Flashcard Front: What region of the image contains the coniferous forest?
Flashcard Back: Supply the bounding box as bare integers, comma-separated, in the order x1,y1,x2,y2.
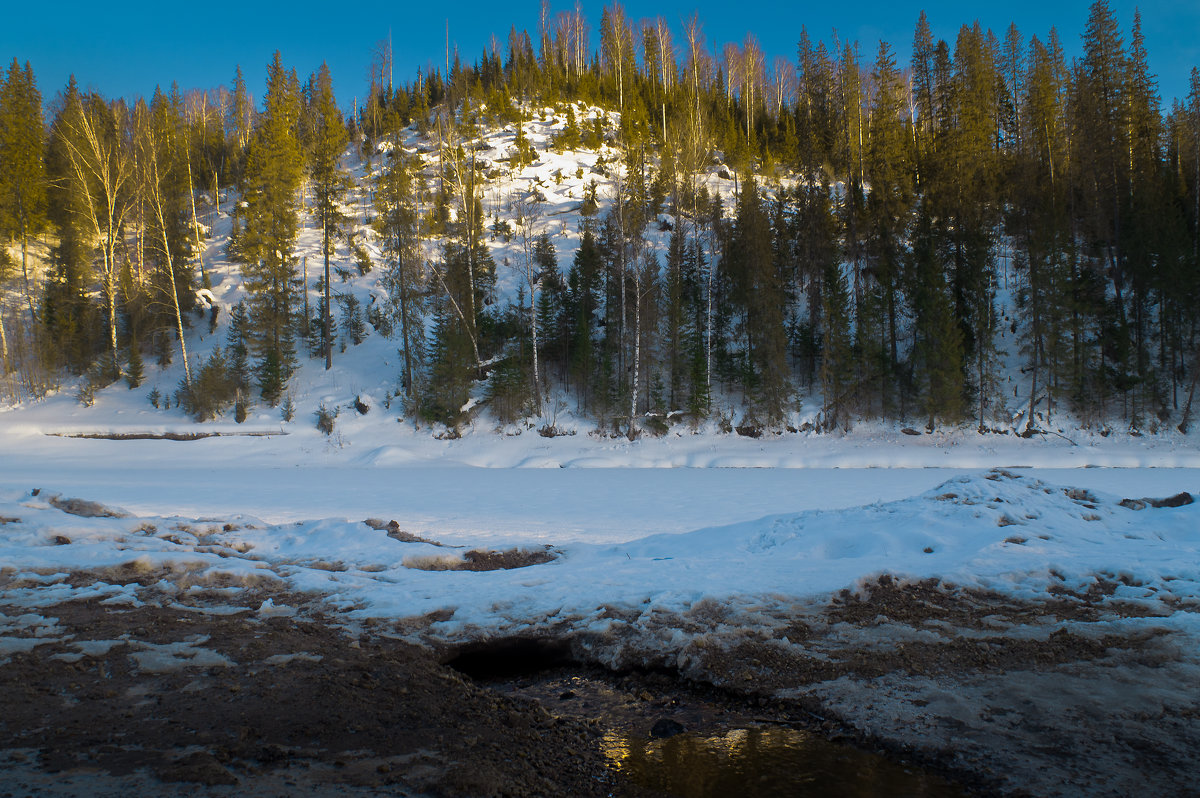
3,0,1200,437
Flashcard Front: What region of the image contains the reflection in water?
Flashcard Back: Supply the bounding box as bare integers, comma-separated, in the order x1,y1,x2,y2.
606,726,964,797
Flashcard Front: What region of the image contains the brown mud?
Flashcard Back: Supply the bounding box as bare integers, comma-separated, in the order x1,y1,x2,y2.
2,573,1197,797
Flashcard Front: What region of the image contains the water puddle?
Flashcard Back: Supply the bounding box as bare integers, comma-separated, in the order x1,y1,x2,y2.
471,660,966,797
605,725,963,797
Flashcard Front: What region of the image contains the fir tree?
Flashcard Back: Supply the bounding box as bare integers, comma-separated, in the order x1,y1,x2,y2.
727,176,789,426
306,63,350,369
0,59,47,324
226,300,252,396
863,40,915,415
238,52,303,404
374,120,425,400
566,228,602,408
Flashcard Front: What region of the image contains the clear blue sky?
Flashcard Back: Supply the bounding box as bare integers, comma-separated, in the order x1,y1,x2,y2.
3,1,1197,111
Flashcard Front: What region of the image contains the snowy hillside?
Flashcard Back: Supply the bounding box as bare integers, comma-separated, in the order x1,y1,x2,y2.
3,102,1199,465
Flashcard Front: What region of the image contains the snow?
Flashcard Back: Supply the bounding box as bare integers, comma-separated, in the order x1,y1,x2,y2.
0,470,1196,648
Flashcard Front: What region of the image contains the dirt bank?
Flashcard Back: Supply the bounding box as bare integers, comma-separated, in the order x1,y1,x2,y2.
2,573,1196,797
0,590,614,797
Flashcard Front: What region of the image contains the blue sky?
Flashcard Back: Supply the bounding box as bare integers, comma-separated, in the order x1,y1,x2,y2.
3,1,1197,110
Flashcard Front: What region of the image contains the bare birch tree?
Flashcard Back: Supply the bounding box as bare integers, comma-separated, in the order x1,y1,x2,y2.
56,92,136,371
133,103,192,389
509,184,545,413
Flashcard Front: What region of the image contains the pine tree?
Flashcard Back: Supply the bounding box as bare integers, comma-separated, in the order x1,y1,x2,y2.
911,12,937,182
566,228,602,409
910,201,965,429
819,254,854,430
43,76,102,371
226,300,252,396
1121,11,1165,423
1073,2,1127,412
949,23,1003,429
727,176,789,426
125,339,145,389
0,59,47,324
421,296,475,428
374,119,425,401
306,63,350,370
238,52,304,404
864,41,915,414
337,293,367,346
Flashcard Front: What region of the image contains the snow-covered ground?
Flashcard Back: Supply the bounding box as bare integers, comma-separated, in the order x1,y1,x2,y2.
1,465,1196,635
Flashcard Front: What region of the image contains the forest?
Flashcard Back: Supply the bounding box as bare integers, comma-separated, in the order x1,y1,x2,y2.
2,0,1200,437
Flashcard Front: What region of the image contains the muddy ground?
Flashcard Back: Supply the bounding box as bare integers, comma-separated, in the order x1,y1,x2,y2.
567,575,1200,797
0,588,617,798
1,574,1197,797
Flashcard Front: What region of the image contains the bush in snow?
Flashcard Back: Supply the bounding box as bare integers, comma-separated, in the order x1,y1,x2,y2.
280,394,295,422
487,351,533,425
125,341,144,389
338,294,367,347
179,347,236,421
354,244,373,275
76,353,120,406
315,403,338,435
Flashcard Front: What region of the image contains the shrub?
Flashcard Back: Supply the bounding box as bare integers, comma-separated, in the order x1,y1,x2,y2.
338,294,368,346
354,245,373,275
487,353,532,425
315,403,338,435
77,353,120,406
280,394,295,422
125,342,144,389
180,347,237,421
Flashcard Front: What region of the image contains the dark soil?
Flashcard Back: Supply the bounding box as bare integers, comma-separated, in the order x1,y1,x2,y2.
3,574,1197,798
0,594,615,797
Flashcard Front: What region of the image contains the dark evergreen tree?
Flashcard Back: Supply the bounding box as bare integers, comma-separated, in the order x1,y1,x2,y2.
566,228,602,409
0,59,47,324
863,41,915,414
305,62,350,370
238,52,304,405
374,118,426,401
726,176,789,425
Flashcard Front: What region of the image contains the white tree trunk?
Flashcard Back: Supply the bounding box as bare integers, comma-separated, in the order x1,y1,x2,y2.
530,286,541,414
629,256,641,439
0,300,9,371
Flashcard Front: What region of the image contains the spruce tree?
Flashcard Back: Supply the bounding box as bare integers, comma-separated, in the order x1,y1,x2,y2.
864,41,915,414
0,59,47,324
238,52,304,404
306,63,350,370
374,120,426,401
727,176,789,426
567,228,602,409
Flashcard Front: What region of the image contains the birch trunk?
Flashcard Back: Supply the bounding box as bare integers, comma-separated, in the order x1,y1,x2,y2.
145,139,192,389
